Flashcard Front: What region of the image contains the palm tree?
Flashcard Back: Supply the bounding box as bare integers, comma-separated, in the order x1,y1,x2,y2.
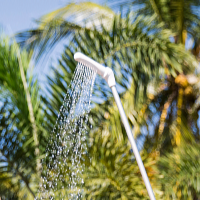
0,36,49,199
109,0,200,149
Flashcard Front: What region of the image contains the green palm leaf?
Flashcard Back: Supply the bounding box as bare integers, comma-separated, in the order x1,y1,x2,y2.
158,143,200,199
0,36,47,199
16,2,114,62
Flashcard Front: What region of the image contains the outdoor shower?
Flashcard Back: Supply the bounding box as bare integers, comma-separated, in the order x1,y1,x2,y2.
74,52,156,200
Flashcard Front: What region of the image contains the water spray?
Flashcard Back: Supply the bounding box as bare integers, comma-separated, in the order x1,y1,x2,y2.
74,52,156,200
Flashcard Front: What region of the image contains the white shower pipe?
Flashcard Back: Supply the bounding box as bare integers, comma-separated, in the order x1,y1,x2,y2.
74,52,156,200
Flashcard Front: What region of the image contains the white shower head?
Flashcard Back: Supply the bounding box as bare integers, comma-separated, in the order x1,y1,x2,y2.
74,52,116,87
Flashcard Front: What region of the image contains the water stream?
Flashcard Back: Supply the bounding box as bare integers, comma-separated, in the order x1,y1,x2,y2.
36,63,97,199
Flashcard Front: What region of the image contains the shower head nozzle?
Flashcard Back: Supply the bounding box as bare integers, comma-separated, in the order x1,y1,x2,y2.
74,52,116,87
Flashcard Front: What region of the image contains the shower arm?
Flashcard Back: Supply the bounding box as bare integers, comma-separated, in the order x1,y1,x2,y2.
74,52,155,200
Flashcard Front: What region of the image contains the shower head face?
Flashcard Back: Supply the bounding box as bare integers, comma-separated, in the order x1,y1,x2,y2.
74,52,116,87
74,52,106,76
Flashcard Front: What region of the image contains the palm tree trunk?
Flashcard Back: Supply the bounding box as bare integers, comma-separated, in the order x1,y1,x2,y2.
15,44,41,174
176,87,183,146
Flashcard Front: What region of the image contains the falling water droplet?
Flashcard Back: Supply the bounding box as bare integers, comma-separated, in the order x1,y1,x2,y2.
36,62,97,199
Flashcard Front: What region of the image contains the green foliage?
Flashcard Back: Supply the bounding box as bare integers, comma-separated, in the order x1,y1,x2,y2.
83,131,161,200
17,11,199,105
0,37,47,199
110,0,200,40
0,0,199,199
158,143,200,199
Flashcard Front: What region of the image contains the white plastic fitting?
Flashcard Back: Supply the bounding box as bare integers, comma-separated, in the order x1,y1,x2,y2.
74,52,116,87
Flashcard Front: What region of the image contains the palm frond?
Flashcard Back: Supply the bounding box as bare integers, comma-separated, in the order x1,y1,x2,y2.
158,143,200,199
108,0,200,44
83,131,162,199
0,36,47,199
16,2,115,62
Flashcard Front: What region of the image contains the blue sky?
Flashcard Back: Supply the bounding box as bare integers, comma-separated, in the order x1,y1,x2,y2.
0,0,68,33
